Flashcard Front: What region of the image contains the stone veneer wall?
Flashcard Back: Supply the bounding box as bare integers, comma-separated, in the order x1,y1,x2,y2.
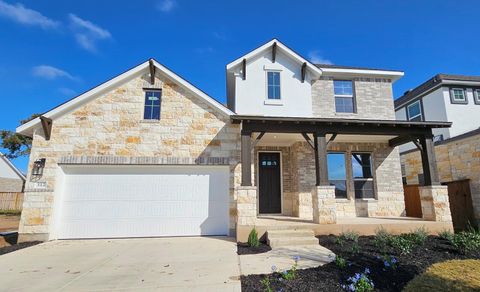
288,141,405,218
401,132,480,224
0,177,24,192
20,73,241,241
312,77,395,120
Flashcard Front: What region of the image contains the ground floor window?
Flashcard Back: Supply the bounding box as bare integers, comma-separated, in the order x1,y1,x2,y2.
327,152,347,198
352,153,374,199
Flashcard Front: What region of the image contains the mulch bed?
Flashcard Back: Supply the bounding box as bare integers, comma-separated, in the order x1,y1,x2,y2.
237,242,272,255
0,241,42,256
241,235,480,291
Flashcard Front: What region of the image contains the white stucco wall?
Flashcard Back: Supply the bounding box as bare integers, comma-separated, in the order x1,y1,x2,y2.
395,107,407,120
0,157,21,179
443,87,480,137
423,88,450,139
230,50,313,117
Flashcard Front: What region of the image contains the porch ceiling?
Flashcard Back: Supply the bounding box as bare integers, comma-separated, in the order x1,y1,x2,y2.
256,133,397,146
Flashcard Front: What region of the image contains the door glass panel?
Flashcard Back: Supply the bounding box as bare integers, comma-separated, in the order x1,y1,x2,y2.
352,153,374,199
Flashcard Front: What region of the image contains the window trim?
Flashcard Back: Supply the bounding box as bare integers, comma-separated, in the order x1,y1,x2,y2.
333,80,356,113
474,88,480,105
406,100,423,121
143,89,162,120
449,87,468,104
266,70,282,101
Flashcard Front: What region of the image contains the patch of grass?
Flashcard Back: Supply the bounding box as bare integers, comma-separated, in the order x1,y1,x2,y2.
0,210,21,216
247,227,259,248
404,259,480,292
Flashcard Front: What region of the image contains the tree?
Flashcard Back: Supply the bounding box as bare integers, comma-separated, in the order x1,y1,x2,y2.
0,114,41,159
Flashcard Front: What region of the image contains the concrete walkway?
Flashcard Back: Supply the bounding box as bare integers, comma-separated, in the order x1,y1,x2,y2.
0,237,241,292
239,245,334,276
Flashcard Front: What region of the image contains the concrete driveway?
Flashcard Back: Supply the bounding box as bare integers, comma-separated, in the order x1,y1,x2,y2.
0,237,241,292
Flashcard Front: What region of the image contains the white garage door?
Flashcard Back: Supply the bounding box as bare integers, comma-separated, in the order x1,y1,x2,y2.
56,165,230,239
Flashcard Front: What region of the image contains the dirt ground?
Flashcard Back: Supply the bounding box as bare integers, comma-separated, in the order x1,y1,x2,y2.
0,215,20,232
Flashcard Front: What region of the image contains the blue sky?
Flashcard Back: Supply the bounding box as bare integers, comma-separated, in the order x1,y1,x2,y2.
1,0,479,172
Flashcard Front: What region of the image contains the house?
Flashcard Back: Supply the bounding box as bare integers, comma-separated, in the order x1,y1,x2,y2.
0,153,25,192
16,39,452,243
395,74,480,228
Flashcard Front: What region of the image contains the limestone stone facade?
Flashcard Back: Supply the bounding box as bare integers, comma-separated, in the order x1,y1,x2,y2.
419,186,452,222
19,73,241,241
401,130,480,224
312,77,395,120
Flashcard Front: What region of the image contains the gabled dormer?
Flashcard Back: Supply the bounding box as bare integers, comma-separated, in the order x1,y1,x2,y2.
226,39,322,117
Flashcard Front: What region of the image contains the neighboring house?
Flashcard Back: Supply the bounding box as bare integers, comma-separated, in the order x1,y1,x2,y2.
395,74,480,227
0,153,25,192
16,39,451,242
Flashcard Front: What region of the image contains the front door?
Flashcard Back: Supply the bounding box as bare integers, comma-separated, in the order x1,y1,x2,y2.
258,152,281,214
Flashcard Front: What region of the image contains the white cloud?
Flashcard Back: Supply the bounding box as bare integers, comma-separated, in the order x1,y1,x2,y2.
58,87,76,96
308,50,332,65
156,0,176,12
0,0,59,29
69,13,111,52
32,65,76,80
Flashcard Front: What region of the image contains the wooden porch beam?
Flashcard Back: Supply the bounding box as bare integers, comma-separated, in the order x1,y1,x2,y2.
39,116,52,141
272,42,277,63
314,132,329,186
301,133,315,150
241,130,252,186
251,132,265,149
327,133,337,145
148,59,156,85
301,62,307,83
242,58,247,80
420,134,440,186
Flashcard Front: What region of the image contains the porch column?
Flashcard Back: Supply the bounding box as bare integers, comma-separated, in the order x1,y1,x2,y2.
314,132,329,186
241,130,252,186
419,134,440,186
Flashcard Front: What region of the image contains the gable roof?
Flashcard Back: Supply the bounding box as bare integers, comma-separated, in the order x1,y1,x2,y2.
0,153,26,181
17,59,234,137
226,39,323,76
395,73,480,109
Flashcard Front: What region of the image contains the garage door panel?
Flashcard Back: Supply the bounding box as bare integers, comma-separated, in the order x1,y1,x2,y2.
57,166,229,239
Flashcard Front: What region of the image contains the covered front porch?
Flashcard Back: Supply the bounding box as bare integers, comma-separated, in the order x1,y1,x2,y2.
233,115,452,240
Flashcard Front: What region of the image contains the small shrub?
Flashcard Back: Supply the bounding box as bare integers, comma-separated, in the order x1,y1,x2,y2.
343,269,374,292
438,229,454,241
378,255,398,270
247,227,259,248
334,255,348,269
373,227,393,251
271,256,300,281
351,242,360,255
410,227,429,245
390,234,416,255
450,231,480,254
341,230,360,242
260,276,272,292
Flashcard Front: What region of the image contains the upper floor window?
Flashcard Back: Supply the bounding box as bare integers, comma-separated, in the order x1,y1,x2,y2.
474,89,480,105
267,71,281,100
407,100,422,121
449,88,467,104
144,90,161,120
334,80,355,113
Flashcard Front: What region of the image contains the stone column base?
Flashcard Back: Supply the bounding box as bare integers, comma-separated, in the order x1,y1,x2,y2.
236,186,257,226
312,186,337,224
419,185,452,222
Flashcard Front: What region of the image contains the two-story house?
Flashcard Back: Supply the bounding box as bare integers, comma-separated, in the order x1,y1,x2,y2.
395,74,480,228
16,39,451,243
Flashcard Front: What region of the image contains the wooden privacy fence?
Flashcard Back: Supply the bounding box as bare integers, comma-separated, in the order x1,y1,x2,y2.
443,179,475,231
403,184,422,218
0,192,24,211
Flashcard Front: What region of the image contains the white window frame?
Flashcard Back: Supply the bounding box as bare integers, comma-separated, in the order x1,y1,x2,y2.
474,89,480,105
407,100,422,121
450,88,467,104
333,80,355,113
266,71,282,101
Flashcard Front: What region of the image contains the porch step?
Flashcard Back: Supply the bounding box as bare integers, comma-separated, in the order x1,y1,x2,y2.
266,229,318,249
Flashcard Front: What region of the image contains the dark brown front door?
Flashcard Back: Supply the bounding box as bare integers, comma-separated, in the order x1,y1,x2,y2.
259,152,281,214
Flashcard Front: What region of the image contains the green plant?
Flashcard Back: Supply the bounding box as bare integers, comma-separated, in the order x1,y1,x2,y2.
351,242,360,255
390,234,416,255
341,230,360,242
410,227,429,245
438,229,454,241
280,256,300,280
335,255,347,269
260,276,272,292
343,269,374,292
373,227,393,252
247,227,260,248
450,231,480,254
